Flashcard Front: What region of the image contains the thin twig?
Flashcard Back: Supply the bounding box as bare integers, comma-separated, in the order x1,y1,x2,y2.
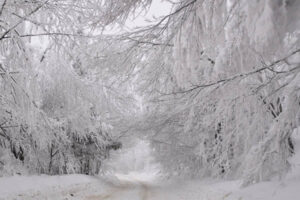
0,71,19,75
0,0,7,17
163,48,300,95
0,0,49,41
124,36,173,47
1,32,91,39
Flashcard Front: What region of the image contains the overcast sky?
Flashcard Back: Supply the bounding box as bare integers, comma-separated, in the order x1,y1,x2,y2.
124,0,173,30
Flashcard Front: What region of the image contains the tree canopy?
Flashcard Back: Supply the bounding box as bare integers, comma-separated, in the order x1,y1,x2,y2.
0,0,299,186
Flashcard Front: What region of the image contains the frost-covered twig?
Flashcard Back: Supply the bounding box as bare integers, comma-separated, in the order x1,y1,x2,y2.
164,48,300,95
0,0,49,41
0,0,7,17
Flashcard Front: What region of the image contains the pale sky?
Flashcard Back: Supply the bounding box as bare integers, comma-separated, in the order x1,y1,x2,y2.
124,0,173,30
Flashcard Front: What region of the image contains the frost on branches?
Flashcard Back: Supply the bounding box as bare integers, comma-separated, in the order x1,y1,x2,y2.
0,0,299,186
0,0,123,176
129,0,300,185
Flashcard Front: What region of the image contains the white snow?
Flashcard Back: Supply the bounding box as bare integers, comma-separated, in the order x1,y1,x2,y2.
103,139,162,183
0,174,100,200
1,133,300,200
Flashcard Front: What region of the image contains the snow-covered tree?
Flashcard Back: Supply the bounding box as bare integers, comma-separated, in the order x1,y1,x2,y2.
91,0,300,185
0,0,124,175
1,0,299,186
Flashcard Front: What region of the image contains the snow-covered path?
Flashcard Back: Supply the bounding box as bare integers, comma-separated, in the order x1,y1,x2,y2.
0,175,230,200
1,132,300,200
1,172,300,200
0,139,228,200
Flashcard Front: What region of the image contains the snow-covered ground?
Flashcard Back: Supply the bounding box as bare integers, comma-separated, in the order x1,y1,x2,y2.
1,132,300,200
1,173,299,200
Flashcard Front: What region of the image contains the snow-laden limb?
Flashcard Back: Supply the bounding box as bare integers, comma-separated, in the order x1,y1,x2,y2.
122,0,300,185
0,0,129,176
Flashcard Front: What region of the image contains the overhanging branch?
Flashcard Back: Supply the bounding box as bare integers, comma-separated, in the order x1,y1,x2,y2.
163,48,300,96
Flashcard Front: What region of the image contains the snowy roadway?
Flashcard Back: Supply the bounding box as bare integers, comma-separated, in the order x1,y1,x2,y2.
0,138,230,200
1,133,300,200
1,172,300,200
0,174,233,200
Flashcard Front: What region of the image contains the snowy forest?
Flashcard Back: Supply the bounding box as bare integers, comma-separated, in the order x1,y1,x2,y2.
0,0,300,199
